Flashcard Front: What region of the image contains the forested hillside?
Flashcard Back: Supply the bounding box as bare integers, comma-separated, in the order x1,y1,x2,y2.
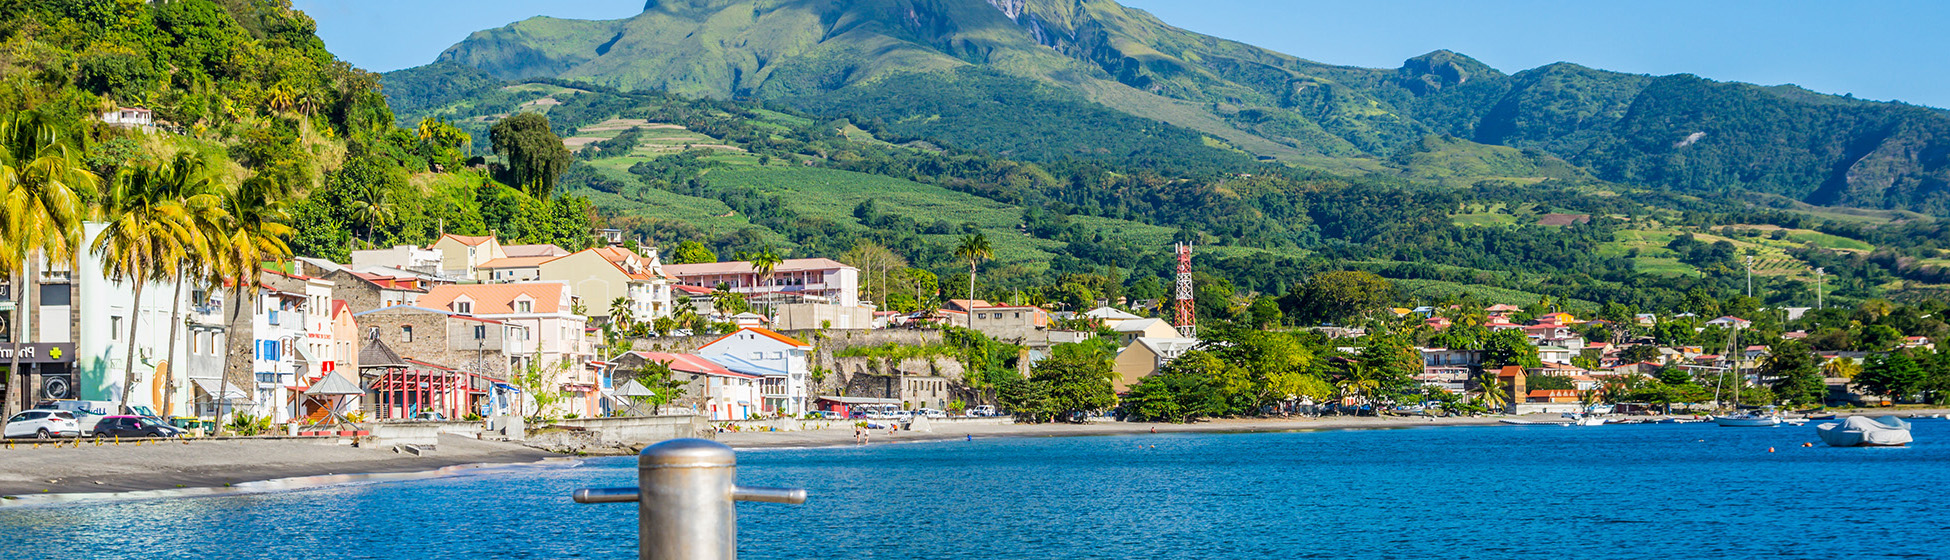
429,0,1950,215
384,69,1950,317
0,0,595,266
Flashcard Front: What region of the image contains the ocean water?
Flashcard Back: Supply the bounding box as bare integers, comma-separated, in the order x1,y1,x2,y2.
3,420,1948,559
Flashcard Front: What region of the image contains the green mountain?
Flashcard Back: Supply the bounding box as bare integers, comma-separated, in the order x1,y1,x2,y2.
421,0,1950,214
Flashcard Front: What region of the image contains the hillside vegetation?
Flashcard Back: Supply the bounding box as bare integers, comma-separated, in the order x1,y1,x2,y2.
427,0,1950,216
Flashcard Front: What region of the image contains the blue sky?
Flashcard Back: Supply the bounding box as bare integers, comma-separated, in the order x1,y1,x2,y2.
294,0,1950,108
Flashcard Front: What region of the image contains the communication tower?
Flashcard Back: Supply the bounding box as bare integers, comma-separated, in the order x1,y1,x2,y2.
1174,243,1195,337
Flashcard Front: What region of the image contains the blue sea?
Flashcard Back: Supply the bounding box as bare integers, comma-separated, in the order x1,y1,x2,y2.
3,420,1948,559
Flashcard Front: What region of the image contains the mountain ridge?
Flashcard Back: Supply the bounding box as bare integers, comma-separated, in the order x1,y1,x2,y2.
415,0,1950,215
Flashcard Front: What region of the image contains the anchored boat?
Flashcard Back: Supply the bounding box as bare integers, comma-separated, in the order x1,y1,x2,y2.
1816,416,1913,447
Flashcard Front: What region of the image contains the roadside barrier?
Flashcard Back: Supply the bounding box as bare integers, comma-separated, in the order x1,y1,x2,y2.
572,439,806,559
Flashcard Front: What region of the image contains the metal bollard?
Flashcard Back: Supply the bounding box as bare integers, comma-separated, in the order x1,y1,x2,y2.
573,439,806,560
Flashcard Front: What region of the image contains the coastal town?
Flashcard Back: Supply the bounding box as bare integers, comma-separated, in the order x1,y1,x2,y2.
4,224,1937,445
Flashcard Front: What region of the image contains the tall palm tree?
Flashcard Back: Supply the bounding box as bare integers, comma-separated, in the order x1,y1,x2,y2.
746,248,781,316
94,158,198,411
953,233,991,329
0,112,97,417
155,154,225,417
209,176,293,426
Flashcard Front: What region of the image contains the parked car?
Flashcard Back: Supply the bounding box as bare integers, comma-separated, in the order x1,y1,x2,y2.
39,400,115,436
93,415,182,438
5,410,81,439
970,405,997,417
920,409,947,419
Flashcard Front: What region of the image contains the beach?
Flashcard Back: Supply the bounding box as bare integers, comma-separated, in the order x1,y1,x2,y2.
0,434,559,498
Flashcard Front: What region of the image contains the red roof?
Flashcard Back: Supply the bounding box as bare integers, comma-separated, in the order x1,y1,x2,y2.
631,352,758,379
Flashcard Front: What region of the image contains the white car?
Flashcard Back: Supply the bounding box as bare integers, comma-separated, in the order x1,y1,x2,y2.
5,410,81,439
970,405,997,417
920,409,947,419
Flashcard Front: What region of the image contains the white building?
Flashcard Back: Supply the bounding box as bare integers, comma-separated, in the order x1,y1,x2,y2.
350,245,444,277
695,327,813,416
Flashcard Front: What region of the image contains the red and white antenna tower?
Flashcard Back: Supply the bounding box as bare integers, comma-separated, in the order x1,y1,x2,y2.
1174,242,1195,337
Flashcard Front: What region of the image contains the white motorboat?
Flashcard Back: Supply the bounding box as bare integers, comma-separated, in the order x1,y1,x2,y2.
1816,416,1913,447
1712,412,1782,427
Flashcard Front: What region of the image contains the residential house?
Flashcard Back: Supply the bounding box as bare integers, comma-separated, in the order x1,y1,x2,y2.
350,245,444,277
431,233,504,279
66,222,194,416
538,246,676,321
966,303,1051,344
477,256,555,283
694,327,813,416
1081,306,1143,329
296,258,434,313
1634,313,1658,327
1527,389,1580,403
1112,337,1200,392
615,352,759,420
839,368,958,412
1418,348,1480,392
1112,318,1181,345
1526,362,1588,378
1705,316,1752,329
100,107,153,129
222,269,336,423
414,282,597,416
665,258,860,308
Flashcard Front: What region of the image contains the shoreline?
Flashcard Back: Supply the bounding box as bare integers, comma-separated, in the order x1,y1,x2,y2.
0,433,561,499
6,408,1941,500
716,408,1950,450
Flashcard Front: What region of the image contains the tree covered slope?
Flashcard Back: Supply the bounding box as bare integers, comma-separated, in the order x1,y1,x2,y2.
425,0,1950,215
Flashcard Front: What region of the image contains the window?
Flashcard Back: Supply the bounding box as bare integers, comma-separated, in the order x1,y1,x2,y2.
474,325,487,339
517,301,533,313
455,301,472,314
751,352,763,360
772,352,784,360
401,326,414,343
110,316,122,339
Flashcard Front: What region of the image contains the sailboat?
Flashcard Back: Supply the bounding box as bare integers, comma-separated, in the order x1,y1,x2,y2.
1711,326,1781,427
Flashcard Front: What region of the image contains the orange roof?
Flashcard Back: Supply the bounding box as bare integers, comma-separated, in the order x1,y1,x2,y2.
699,326,812,350
418,283,566,315
478,256,560,269
439,233,495,247
332,299,350,317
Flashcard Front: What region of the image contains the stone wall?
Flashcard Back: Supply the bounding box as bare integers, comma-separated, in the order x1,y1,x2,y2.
552,414,713,445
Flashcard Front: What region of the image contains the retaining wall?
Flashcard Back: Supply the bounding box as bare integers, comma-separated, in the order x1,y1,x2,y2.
551,415,713,445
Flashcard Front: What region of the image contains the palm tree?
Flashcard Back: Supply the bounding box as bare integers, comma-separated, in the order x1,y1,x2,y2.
1476,375,1509,413
746,248,781,316
953,233,992,329
146,154,225,417
94,158,197,411
0,112,96,417
209,176,293,427
347,183,391,249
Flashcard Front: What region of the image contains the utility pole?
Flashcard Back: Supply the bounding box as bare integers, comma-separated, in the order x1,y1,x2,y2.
1815,268,1825,310
1744,255,1754,299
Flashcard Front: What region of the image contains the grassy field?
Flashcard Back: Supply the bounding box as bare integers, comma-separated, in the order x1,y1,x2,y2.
1392,278,1597,310
695,166,1180,270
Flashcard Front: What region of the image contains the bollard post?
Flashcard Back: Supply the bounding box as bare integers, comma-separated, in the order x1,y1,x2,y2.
573,438,805,560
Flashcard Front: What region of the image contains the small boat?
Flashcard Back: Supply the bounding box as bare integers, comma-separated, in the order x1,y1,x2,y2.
1712,412,1782,427
1783,419,1809,426
1499,419,1538,425
1808,414,1837,421
1816,416,1913,447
